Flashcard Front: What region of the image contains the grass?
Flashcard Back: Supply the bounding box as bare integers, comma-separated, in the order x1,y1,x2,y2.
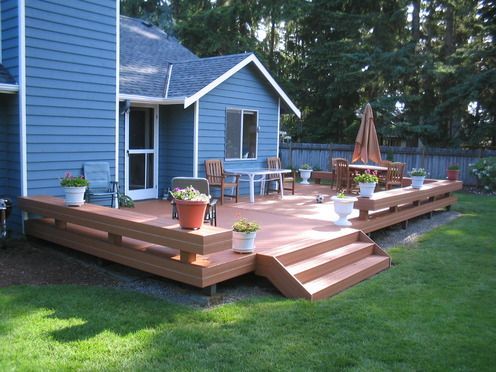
1,193,495,371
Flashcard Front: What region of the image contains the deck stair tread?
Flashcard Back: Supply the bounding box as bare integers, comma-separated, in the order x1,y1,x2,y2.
303,255,390,298
286,241,374,281
270,231,360,265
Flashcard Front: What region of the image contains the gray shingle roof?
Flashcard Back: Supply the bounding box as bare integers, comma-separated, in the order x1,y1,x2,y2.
166,53,251,98
120,16,198,97
0,64,16,85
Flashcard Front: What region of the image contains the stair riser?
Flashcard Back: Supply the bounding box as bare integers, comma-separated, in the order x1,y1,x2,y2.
311,259,390,301
278,232,360,265
296,245,374,283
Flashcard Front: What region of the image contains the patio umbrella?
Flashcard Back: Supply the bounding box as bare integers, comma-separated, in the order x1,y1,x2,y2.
352,103,382,164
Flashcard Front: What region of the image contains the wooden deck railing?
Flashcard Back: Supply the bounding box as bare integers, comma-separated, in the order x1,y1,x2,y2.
351,179,463,233
18,196,246,288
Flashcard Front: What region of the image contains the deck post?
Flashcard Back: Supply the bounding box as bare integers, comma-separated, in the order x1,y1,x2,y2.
359,210,369,220
54,219,66,229
203,284,217,296
180,251,197,264
108,233,122,246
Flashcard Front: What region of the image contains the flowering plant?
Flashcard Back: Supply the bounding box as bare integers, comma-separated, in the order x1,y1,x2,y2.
299,163,313,170
232,218,260,233
60,172,89,187
470,157,496,192
170,186,210,202
409,168,427,177
353,170,379,183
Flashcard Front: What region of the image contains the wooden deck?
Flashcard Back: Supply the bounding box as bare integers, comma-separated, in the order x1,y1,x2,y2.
18,179,462,300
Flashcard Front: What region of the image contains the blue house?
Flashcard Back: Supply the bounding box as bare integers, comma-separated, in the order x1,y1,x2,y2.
0,1,300,234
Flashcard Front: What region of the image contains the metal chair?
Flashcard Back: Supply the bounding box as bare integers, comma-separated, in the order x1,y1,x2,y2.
385,162,405,190
170,177,217,226
83,162,118,207
265,157,295,195
204,159,240,205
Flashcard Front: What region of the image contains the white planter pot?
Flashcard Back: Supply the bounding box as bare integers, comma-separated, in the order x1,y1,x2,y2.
63,186,87,207
232,231,256,253
331,196,357,226
299,169,312,184
411,176,425,189
358,182,376,198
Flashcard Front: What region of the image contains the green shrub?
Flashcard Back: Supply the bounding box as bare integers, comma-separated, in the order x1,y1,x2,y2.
470,157,496,192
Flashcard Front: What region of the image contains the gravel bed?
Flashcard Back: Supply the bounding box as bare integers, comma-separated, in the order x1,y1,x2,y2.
0,210,460,308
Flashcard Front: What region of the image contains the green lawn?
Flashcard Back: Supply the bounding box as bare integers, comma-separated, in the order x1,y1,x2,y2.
1,193,495,371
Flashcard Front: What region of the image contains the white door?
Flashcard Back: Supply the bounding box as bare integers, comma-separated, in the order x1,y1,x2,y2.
125,106,159,200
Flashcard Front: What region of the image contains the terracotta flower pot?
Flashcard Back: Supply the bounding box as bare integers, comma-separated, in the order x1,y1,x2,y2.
447,169,459,181
175,200,208,229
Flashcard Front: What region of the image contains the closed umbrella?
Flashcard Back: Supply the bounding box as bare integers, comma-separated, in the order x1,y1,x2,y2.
352,103,382,164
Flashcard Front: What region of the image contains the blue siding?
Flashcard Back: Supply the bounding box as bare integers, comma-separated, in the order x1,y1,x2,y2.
24,0,117,198
1,0,22,233
198,64,279,194
159,105,194,193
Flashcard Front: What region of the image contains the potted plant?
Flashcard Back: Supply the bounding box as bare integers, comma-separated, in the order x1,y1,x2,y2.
60,172,89,207
409,168,427,189
299,163,313,185
232,218,260,253
353,170,379,198
331,191,358,226
447,164,460,181
170,186,210,229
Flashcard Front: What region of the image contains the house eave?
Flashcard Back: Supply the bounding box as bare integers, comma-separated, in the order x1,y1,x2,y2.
120,93,184,105
0,83,19,94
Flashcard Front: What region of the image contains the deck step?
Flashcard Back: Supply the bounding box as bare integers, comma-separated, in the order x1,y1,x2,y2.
274,231,361,265
286,242,375,283
303,255,390,301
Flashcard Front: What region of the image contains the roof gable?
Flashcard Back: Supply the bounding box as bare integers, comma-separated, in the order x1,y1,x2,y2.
166,53,249,98
119,17,300,117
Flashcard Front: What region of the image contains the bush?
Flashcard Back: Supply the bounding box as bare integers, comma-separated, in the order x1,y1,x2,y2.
470,157,496,192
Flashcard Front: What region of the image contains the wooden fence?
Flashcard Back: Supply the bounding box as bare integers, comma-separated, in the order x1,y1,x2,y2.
280,143,496,185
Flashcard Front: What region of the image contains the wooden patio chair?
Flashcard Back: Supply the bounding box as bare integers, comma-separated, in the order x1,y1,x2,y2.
384,162,405,190
265,157,295,195
334,159,355,193
330,157,346,190
204,159,240,205
170,177,217,226
83,162,118,207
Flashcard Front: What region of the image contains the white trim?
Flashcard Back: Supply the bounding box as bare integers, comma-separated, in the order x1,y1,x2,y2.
165,64,173,98
124,110,129,195
0,83,19,93
114,2,120,207
119,93,184,105
193,100,199,177
277,98,280,157
183,54,301,118
19,0,27,198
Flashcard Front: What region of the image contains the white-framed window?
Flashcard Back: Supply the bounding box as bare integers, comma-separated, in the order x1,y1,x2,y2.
225,108,258,160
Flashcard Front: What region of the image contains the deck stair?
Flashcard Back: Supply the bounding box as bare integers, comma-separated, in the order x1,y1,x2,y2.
256,230,390,301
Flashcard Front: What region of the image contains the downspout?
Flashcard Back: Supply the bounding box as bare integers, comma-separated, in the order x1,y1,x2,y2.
193,100,199,177
18,0,27,196
114,1,120,207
